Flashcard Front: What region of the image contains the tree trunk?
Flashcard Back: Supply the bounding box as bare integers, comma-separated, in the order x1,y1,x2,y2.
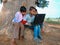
0,0,36,37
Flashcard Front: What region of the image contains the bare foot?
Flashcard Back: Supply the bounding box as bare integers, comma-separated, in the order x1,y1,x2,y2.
10,40,17,45
20,36,24,40
11,42,17,45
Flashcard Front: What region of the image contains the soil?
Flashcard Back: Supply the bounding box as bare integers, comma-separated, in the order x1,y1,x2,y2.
0,23,60,45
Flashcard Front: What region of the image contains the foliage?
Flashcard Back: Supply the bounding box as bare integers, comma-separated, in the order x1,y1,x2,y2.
45,19,60,25
0,0,2,3
35,0,49,8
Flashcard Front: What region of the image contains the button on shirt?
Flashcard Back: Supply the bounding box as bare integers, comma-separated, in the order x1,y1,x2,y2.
12,12,23,23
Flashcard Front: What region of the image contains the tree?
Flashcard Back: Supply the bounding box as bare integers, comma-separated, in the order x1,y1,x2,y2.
0,0,2,3
0,0,36,36
35,0,49,8
0,0,49,36
59,17,60,19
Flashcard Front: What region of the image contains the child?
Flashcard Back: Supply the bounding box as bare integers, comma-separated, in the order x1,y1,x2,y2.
23,6,37,29
11,6,26,45
23,6,45,42
19,6,27,40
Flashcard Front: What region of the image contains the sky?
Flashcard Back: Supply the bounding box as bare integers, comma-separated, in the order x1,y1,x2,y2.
36,0,60,18
0,0,60,18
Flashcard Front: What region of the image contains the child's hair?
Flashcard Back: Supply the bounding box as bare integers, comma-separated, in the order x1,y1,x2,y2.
20,6,26,12
29,6,37,11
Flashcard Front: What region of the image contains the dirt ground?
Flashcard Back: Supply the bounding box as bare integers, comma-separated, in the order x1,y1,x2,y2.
0,23,60,45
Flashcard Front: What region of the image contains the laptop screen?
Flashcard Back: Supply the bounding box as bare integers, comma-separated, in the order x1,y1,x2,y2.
33,14,45,24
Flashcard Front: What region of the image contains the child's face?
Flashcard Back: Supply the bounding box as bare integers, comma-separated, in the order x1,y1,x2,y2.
30,9,37,15
21,12,26,16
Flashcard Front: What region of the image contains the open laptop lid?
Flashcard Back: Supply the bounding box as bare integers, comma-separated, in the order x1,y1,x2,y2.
33,14,46,24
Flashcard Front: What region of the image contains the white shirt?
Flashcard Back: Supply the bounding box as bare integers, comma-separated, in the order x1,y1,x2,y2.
12,12,23,23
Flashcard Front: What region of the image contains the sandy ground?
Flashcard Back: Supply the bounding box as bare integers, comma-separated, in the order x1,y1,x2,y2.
0,23,60,45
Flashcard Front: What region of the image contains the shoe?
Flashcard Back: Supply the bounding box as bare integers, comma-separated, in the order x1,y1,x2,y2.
38,36,43,40
34,38,41,43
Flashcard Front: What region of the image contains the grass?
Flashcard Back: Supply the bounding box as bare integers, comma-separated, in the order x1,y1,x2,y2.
45,20,60,25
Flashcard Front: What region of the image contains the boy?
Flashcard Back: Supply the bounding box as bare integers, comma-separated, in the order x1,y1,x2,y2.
23,6,37,29
23,6,44,42
23,6,41,42
11,6,26,45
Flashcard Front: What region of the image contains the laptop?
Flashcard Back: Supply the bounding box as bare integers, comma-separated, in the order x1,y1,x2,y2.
33,14,45,25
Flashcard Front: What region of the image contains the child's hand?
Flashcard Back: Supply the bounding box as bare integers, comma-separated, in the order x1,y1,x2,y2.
28,23,31,26
25,23,31,26
21,20,27,24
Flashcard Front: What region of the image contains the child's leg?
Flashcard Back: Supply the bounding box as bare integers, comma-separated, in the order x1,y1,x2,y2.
38,25,42,39
13,23,19,39
11,38,17,45
19,23,25,40
11,23,19,45
34,25,38,39
34,25,42,43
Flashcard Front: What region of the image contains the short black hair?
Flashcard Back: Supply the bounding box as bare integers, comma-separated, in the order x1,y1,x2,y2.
20,6,26,12
29,6,37,11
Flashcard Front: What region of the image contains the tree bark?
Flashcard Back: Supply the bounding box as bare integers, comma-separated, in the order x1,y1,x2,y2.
0,0,36,37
